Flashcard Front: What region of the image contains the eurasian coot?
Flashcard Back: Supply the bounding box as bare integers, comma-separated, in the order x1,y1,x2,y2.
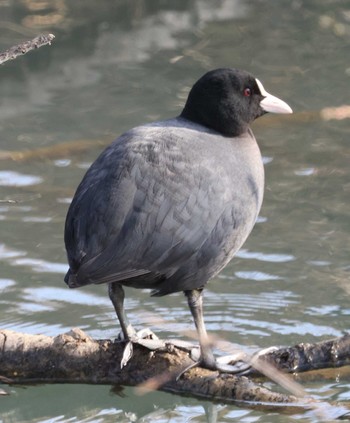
64,68,292,371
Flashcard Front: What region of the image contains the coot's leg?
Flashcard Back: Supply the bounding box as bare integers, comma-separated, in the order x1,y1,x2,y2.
183,288,252,376
108,282,136,340
108,282,165,368
185,288,217,370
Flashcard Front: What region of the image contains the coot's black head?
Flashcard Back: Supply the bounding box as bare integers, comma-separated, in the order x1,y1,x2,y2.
180,68,292,137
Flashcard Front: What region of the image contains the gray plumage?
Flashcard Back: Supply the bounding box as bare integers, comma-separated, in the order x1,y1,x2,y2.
65,118,264,296
64,68,292,371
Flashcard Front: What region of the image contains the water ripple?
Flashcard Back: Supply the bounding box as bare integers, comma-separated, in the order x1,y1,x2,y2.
206,290,299,310
305,305,340,316
222,316,342,338
0,243,26,259
0,244,67,274
236,248,295,263
22,286,111,307
0,319,71,336
234,271,281,281
22,216,52,223
294,167,315,176
0,278,16,290
11,257,67,274
0,170,42,186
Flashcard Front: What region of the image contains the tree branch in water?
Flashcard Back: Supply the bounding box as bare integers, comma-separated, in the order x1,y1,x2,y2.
0,34,55,65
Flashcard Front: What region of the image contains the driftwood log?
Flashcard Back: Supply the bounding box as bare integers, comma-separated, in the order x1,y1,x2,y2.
1,328,350,416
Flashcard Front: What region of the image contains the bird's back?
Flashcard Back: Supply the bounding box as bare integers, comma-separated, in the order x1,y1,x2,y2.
64,118,264,295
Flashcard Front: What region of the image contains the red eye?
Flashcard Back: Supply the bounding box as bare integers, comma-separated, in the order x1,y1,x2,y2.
243,88,251,97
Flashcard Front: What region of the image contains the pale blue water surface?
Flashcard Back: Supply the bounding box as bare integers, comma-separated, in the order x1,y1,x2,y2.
0,1,350,421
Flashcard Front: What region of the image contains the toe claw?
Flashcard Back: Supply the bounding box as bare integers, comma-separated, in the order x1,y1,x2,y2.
216,361,251,375
135,328,159,340
121,341,134,369
119,328,165,368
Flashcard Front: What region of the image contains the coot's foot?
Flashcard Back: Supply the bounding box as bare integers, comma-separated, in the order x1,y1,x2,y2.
215,356,252,375
118,328,166,368
175,350,252,381
179,346,280,378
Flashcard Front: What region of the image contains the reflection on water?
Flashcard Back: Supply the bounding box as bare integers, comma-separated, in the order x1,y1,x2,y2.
0,0,350,421
0,170,42,187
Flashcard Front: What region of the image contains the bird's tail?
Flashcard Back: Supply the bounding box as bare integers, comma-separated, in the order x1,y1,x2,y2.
64,269,79,288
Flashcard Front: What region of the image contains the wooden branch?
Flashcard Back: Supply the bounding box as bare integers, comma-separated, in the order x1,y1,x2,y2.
0,34,55,65
1,328,350,415
0,328,297,404
256,334,350,374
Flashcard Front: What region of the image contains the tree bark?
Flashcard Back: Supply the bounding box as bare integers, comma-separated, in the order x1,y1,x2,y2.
0,34,55,65
256,334,350,374
1,328,350,410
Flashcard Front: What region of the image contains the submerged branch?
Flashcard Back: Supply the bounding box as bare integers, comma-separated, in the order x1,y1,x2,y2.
0,35,348,167
0,139,108,162
0,106,349,164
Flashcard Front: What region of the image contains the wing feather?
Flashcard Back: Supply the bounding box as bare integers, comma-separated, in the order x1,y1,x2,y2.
64,120,264,292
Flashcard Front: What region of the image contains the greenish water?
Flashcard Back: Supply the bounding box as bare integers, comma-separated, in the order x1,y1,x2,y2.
0,0,350,421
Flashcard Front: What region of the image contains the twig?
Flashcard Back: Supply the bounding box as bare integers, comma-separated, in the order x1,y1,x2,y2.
0,34,55,65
